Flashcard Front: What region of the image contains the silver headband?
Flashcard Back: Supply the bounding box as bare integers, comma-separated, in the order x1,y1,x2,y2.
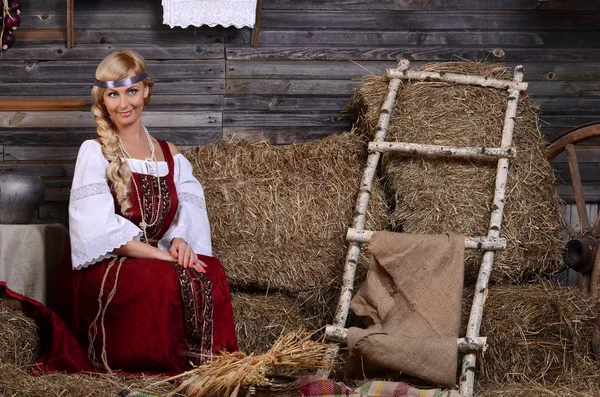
94,71,148,89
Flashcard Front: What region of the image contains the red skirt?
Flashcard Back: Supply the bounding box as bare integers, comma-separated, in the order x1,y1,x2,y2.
40,254,237,374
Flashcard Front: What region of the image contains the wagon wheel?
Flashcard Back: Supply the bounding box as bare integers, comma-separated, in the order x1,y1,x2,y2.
546,121,600,358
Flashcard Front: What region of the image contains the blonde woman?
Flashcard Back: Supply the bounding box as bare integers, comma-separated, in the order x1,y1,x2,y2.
45,50,237,373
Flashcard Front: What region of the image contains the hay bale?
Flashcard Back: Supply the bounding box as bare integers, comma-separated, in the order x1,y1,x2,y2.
185,133,388,296
476,377,600,397
465,285,596,384
0,363,173,397
347,62,566,284
0,307,40,366
232,291,311,354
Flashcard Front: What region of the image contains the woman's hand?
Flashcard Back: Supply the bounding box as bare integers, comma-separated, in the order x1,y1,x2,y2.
170,238,207,273
115,239,177,262
155,249,178,263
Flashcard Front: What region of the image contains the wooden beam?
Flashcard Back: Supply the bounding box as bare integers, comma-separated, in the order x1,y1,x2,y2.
19,29,67,41
368,142,515,160
0,44,224,61
4,144,196,162
0,111,221,129
325,325,487,353
0,127,221,146
389,67,527,91
0,95,222,112
0,60,225,82
556,184,600,202
565,144,591,231
0,99,87,111
0,80,226,96
226,45,600,63
222,112,350,128
67,0,74,48
346,228,507,250
226,79,359,95
4,146,79,161
261,0,600,11
251,0,263,48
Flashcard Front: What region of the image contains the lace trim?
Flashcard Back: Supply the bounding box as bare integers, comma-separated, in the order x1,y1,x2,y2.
72,222,142,270
70,183,110,204
163,0,257,28
179,192,206,210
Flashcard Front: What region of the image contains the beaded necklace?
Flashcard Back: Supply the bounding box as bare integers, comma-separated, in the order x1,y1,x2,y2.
117,126,163,244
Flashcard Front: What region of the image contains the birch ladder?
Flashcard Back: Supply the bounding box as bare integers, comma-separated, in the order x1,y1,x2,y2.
324,59,527,397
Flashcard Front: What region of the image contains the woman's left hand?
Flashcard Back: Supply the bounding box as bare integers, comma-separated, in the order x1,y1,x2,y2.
170,238,207,273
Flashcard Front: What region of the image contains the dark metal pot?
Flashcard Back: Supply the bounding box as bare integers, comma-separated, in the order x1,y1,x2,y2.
564,235,599,274
0,174,45,224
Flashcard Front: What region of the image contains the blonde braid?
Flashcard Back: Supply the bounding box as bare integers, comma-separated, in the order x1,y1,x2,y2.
90,49,154,215
91,101,133,215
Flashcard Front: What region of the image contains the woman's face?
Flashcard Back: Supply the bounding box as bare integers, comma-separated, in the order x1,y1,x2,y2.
102,79,149,130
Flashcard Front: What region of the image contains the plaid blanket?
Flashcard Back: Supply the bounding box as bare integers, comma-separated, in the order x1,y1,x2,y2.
299,379,461,397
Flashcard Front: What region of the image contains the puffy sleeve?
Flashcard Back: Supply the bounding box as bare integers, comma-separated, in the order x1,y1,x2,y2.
158,154,212,257
69,140,142,269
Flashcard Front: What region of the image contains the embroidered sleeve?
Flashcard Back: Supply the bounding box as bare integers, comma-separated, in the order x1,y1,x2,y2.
158,153,212,256
69,140,142,269
178,192,206,210
69,182,110,203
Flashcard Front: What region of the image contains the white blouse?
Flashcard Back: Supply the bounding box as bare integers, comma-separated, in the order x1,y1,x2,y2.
69,140,212,270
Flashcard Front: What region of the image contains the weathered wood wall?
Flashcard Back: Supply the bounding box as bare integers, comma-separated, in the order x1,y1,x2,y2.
2,0,600,224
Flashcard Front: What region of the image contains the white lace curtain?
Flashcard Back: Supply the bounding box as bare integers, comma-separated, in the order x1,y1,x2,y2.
162,0,259,29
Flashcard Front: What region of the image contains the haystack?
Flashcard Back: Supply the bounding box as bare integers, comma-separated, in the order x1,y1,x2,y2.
0,363,172,397
232,291,315,354
0,307,40,366
477,378,600,397
347,62,566,284
185,133,388,326
465,284,596,384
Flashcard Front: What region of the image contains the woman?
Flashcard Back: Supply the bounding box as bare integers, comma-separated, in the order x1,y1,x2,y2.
46,49,237,374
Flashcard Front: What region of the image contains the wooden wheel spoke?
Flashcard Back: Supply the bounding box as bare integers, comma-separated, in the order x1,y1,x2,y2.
565,144,591,232
593,207,600,237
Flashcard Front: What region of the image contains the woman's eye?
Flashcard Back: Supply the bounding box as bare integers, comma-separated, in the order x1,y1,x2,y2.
128,89,138,95
108,92,118,98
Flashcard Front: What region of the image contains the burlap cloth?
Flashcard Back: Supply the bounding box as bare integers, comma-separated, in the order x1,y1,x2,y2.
347,231,465,388
0,223,68,305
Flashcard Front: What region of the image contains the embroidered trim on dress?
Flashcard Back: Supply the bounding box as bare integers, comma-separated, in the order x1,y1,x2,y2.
179,192,206,210
171,264,214,365
70,183,110,204
138,175,172,241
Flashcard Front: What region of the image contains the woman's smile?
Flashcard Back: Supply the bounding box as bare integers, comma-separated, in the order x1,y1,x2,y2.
102,79,149,128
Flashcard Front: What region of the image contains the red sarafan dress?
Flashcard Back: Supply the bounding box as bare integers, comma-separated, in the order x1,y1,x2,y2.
39,138,237,373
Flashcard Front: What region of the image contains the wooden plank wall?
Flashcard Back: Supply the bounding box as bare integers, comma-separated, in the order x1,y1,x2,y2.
2,0,600,224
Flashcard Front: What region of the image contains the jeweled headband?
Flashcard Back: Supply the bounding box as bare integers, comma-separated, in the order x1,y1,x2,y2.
94,71,148,89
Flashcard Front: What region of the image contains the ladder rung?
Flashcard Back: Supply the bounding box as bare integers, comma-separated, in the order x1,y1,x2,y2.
346,228,506,250
368,142,515,160
325,325,487,353
388,68,528,92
